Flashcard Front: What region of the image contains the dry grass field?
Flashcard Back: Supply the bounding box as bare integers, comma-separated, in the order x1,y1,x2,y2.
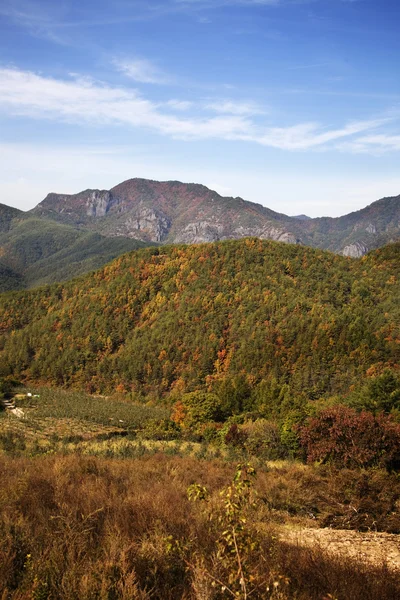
1,390,400,599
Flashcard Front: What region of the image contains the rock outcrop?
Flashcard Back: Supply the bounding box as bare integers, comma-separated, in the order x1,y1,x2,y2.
85,191,115,217
341,242,369,258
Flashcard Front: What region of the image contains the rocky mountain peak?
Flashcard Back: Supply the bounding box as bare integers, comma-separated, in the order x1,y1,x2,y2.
26,179,400,255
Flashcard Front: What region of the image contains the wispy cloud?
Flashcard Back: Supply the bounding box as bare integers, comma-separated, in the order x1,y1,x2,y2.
164,99,193,110
254,118,392,150
0,0,175,45
339,134,400,154
288,62,332,70
0,0,320,50
0,0,278,38
112,57,170,85
0,67,252,140
0,67,395,152
0,0,75,45
0,0,57,27
205,100,266,116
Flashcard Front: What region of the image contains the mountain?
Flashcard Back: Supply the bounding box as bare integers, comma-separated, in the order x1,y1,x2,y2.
293,195,400,257
0,203,23,232
31,178,400,256
0,211,151,291
2,178,400,292
31,179,300,245
1,239,399,400
292,214,311,221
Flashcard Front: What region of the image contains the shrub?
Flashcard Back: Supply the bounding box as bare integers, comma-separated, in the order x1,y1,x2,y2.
298,405,400,469
171,391,223,429
280,410,305,457
199,421,223,443
139,418,181,441
224,423,248,448
242,419,287,460
187,463,276,598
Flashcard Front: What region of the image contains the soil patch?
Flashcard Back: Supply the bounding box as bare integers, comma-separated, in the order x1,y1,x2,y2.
280,526,400,571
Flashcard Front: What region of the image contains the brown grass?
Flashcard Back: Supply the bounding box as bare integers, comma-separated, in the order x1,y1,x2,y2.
257,461,400,533
0,454,399,599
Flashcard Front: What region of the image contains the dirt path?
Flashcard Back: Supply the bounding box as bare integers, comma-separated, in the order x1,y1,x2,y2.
279,526,400,571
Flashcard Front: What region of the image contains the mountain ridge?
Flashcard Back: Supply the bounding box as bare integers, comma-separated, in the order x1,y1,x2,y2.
1,178,399,291
32,178,299,245
30,178,400,256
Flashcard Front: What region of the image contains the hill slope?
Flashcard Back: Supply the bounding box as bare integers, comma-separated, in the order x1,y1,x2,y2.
0,203,23,232
1,239,398,401
0,213,151,291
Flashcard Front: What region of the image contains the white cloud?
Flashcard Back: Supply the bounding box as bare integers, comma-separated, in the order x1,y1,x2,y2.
112,57,170,85
205,100,266,116
0,68,253,139
339,134,400,154
254,118,391,150
164,99,193,111
0,67,395,152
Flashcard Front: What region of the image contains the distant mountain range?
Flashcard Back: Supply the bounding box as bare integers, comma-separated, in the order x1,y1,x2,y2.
1,177,399,290
31,178,400,254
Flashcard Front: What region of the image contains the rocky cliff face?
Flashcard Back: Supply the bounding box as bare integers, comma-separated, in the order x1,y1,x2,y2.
109,205,171,242
341,242,369,258
29,179,400,255
85,191,115,217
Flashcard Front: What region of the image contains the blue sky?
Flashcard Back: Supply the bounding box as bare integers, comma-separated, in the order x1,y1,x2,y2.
1,0,399,216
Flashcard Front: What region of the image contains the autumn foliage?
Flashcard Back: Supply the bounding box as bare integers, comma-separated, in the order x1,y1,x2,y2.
298,405,400,469
0,239,399,403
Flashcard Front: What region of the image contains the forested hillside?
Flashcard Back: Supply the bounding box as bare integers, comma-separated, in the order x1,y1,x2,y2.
0,203,22,232
0,239,399,409
0,214,150,291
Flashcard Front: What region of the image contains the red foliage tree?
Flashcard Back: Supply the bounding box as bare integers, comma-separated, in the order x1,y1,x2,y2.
298,405,400,469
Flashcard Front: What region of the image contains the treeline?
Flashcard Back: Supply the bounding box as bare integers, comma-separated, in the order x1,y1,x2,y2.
0,239,398,405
